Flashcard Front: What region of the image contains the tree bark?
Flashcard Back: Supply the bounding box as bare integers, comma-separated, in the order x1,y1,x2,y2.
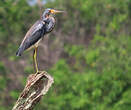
12,71,54,110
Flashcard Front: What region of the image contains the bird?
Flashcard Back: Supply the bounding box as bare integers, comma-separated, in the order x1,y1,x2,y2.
16,8,64,73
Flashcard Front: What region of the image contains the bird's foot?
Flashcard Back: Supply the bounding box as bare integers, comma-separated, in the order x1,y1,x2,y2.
36,70,47,74
36,70,41,74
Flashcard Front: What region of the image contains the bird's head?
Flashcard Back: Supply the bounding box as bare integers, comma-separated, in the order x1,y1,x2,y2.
42,8,64,19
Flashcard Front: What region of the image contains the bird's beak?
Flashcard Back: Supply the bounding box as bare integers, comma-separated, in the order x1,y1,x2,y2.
50,9,64,14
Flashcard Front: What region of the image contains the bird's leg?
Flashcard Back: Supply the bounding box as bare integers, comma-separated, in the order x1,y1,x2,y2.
33,47,39,73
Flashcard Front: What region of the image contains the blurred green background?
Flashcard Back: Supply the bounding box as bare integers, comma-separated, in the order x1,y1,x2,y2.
0,0,131,110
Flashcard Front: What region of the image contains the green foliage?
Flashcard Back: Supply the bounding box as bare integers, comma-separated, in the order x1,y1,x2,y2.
10,90,19,100
0,76,7,90
24,66,34,74
0,62,6,74
0,0,131,110
35,35,131,110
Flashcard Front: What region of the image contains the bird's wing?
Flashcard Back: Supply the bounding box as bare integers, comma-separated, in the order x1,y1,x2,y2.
16,20,45,56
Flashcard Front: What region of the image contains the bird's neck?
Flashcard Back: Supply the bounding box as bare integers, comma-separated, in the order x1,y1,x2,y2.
41,14,49,21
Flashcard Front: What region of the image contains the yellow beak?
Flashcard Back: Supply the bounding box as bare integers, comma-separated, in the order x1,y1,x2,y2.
50,9,64,14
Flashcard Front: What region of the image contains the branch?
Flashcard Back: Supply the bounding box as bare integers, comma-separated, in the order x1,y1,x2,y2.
12,71,54,110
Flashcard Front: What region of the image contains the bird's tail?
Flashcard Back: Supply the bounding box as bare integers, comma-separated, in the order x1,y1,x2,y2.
16,47,23,56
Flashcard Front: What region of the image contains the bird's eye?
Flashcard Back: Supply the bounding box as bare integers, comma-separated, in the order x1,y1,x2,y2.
49,10,52,13
50,9,54,14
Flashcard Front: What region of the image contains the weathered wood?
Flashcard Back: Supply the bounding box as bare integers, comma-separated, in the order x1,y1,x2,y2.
12,71,54,110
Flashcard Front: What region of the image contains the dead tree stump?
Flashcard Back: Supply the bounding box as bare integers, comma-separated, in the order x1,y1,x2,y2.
12,71,54,110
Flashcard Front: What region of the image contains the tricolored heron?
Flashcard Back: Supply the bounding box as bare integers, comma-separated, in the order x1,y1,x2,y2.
16,8,64,73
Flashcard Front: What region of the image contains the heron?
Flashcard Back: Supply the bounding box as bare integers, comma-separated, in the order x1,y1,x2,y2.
16,8,64,73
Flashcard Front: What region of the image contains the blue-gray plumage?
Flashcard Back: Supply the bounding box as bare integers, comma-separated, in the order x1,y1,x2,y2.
16,8,64,73
16,9,57,56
